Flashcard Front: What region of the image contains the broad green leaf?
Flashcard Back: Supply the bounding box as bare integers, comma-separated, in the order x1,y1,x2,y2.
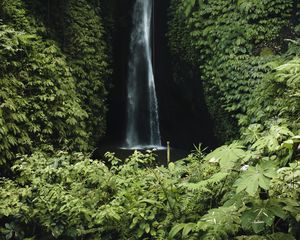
205,143,246,171
241,199,286,233
169,224,185,238
234,161,276,195
182,223,196,238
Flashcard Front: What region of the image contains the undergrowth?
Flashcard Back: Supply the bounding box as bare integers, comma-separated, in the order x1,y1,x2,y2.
0,121,299,239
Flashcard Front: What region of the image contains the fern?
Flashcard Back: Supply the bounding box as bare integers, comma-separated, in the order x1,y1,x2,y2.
180,172,228,193
169,206,240,239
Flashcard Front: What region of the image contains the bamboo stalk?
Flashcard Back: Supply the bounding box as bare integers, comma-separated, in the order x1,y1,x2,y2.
167,141,170,164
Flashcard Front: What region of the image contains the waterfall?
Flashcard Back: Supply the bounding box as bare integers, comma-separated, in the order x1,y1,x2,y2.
124,0,162,149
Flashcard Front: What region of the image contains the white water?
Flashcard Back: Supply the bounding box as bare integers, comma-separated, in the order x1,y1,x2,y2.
124,0,162,149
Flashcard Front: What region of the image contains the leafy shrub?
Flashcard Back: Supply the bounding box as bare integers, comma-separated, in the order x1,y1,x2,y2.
1,1,300,239
1,123,299,239
0,21,88,166
61,0,111,146
24,0,112,146
247,55,300,133
0,0,112,166
168,0,295,142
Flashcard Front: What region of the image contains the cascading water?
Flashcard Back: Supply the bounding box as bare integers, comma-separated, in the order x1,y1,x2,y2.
124,0,162,149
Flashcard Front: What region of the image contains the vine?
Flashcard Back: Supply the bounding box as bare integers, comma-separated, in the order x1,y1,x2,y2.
168,0,295,142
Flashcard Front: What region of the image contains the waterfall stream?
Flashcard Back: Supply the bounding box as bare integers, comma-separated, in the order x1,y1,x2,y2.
124,0,162,149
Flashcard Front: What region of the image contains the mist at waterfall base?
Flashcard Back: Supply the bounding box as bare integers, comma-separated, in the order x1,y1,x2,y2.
97,0,217,162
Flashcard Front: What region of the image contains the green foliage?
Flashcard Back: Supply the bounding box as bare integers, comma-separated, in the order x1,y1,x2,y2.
235,161,277,196
1,1,300,239
0,148,223,239
248,56,300,132
0,0,112,165
170,206,240,239
168,0,295,142
167,124,299,239
236,233,296,240
204,142,247,171
1,122,300,239
167,6,300,238
62,0,111,145
0,19,89,166
1,152,117,239
241,199,287,234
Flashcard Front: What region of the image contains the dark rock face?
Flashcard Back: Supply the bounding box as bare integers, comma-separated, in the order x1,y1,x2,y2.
105,0,217,150
105,0,134,146
153,0,217,150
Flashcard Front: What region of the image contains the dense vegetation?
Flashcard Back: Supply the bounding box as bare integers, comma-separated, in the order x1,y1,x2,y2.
1,132,299,239
1,0,300,239
0,0,110,169
168,0,300,142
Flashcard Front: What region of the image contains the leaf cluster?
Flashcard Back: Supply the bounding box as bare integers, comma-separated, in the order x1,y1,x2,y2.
168,0,295,142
